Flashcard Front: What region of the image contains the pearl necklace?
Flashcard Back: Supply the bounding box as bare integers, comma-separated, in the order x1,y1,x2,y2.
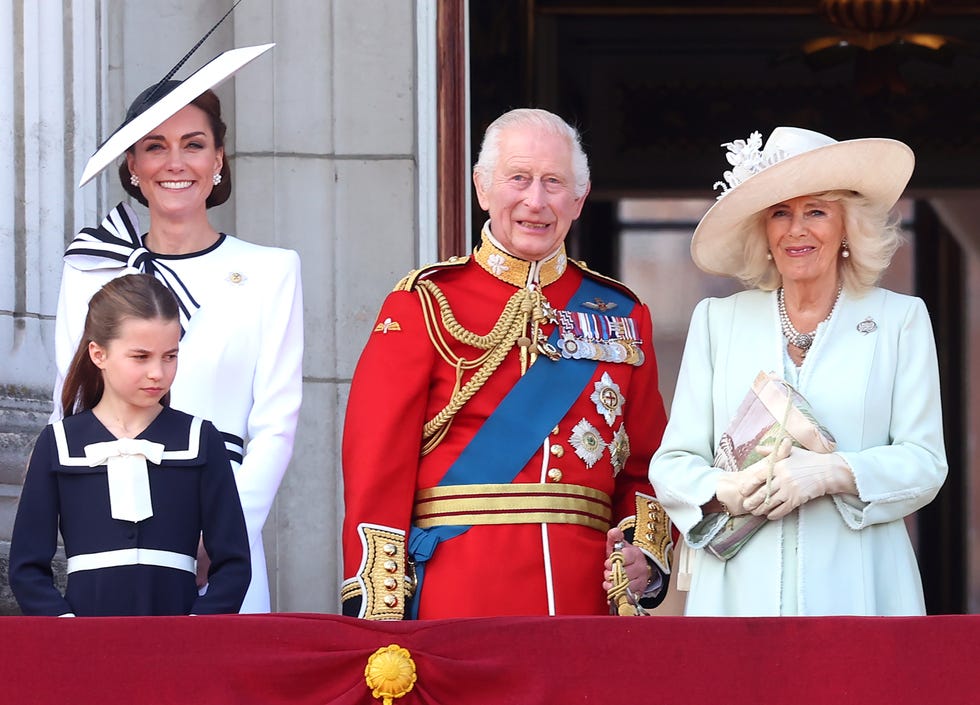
777,286,842,358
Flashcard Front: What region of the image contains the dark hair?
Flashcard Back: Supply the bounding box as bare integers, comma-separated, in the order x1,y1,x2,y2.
118,88,232,208
62,274,180,416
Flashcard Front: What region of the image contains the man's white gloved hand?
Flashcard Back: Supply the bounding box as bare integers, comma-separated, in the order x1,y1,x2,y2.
743,446,857,521
714,438,793,516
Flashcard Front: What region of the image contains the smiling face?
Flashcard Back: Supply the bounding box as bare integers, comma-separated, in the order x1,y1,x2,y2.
89,316,180,415
473,125,590,261
765,194,846,290
126,104,223,221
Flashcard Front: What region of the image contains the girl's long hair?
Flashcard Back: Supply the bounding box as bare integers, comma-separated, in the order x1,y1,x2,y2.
61,274,180,416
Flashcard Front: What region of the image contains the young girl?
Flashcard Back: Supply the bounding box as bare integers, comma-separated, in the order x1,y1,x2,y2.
9,274,250,616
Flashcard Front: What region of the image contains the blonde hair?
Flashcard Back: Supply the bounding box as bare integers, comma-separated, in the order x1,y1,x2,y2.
733,190,905,293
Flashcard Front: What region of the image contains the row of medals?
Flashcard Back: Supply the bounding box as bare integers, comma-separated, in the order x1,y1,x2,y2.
556,309,645,366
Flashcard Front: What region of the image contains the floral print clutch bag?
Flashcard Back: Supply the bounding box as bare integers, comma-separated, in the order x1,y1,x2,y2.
688,371,836,561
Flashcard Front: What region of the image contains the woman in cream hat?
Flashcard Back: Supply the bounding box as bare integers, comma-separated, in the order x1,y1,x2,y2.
649,126,947,615
51,40,303,614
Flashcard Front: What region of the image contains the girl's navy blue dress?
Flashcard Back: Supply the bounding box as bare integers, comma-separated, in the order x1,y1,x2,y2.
9,407,250,616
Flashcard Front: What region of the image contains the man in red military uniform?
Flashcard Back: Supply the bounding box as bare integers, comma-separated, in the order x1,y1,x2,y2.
341,108,673,619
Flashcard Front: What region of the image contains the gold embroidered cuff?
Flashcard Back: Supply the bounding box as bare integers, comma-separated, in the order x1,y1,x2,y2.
622,493,674,575
352,524,409,620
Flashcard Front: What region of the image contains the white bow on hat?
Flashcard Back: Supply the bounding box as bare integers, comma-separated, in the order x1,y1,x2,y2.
84,438,165,523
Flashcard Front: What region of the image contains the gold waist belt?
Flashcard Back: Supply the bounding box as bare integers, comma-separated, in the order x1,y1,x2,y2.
413,483,612,532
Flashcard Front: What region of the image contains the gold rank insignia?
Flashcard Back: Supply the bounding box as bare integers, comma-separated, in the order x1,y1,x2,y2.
374,317,402,334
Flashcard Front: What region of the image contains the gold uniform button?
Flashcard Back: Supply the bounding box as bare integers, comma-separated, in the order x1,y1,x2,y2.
547,468,563,482
552,425,560,435
383,560,398,573
550,444,565,458
384,577,398,590
383,595,399,608
383,543,397,556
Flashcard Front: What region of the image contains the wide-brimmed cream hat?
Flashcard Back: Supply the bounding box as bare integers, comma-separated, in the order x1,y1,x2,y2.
690,126,914,277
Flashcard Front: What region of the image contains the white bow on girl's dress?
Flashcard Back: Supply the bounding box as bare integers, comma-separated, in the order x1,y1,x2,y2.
84,438,165,522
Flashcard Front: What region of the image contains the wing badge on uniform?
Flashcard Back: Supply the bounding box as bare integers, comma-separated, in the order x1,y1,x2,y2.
374,317,402,334
583,297,616,312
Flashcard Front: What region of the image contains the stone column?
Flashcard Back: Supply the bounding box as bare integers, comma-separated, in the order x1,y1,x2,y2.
0,0,103,614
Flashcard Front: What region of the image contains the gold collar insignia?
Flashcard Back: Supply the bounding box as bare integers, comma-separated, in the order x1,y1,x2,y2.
473,224,567,288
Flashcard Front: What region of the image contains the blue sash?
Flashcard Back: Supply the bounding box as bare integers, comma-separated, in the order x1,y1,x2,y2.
407,275,636,616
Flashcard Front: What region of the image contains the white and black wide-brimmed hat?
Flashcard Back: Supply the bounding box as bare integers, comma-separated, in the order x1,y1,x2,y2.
690,126,914,277
78,1,273,189
78,43,273,188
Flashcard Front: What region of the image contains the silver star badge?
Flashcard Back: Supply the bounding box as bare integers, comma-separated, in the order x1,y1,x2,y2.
591,372,625,426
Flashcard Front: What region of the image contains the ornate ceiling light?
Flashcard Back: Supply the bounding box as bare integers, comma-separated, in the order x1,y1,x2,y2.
820,0,926,36
803,0,965,94
807,0,943,52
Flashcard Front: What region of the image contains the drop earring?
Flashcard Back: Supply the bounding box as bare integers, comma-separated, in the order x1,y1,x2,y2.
213,173,222,186
130,173,140,187
841,238,850,259
766,251,773,261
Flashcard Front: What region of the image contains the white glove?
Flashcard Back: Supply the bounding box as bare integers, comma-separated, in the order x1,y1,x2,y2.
743,446,857,521
715,438,792,516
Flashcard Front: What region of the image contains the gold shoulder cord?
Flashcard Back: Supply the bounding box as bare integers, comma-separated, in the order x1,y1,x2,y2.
416,279,549,455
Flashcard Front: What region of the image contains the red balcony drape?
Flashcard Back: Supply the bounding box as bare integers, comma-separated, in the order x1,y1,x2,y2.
1,613,975,704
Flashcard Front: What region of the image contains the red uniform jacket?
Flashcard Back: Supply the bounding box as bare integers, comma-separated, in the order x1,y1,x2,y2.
342,236,670,619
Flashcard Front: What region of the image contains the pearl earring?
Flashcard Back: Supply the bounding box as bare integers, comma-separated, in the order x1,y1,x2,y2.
841,238,850,259
130,173,140,187
766,251,773,261
213,173,222,186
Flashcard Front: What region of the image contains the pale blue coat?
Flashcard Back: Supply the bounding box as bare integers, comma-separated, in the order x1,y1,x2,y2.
649,287,947,615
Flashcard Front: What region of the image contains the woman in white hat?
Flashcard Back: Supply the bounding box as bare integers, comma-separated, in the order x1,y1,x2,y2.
649,127,947,616
52,44,303,614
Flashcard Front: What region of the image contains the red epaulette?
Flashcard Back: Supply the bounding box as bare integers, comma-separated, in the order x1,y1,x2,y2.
393,255,471,292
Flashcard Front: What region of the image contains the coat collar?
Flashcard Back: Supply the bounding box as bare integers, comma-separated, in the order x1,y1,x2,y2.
472,221,568,288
